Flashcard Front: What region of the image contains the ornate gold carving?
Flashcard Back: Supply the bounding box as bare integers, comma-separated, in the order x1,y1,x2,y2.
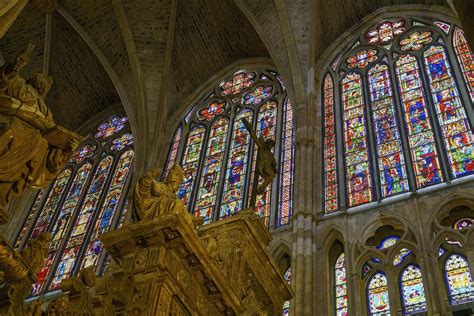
0,45,81,222
20,232,51,275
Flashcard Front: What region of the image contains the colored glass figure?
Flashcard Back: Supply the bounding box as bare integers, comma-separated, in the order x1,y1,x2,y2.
323,74,338,213
195,118,229,223
362,263,373,278
14,189,46,250
164,126,183,178
400,31,433,51
400,264,427,314
71,144,96,164
282,267,291,315
395,54,444,187
27,170,72,243
366,19,406,44
185,104,198,123
347,49,378,69
221,72,256,96
95,115,128,139
453,218,474,230
243,85,273,106
33,163,93,295
393,248,412,266
219,111,253,219
278,99,295,227
453,28,474,102
424,45,474,178
179,127,206,207
341,73,373,207
335,253,348,316
49,156,114,290
445,254,474,305
378,236,400,249
434,21,451,34
80,150,134,272
368,64,409,197
439,247,446,258
248,101,278,225
331,54,342,71
367,272,390,315
198,101,226,121
110,133,133,151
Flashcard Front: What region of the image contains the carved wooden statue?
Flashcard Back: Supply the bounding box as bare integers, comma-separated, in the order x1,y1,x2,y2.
0,44,81,222
241,118,278,207
133,164,187,220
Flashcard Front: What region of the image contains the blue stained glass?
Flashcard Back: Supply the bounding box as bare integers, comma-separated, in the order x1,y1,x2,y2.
444,253,474,305
400,264,427,314
367,272,390,315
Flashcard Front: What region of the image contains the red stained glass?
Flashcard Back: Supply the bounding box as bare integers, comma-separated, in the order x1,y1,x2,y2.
278,99,294,226
366,19,405,44
335,253,348,315
71,144,96,164
198,101,226,121
14,189,47,250
453,28,474,102
95,115,128,139
164,126,183,178
347,50,378,69
220,72,256,96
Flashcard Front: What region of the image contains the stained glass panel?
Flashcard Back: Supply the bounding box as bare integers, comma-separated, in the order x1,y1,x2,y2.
80,150,134,272
424,45,474,178
195,118,229,223
393,248,412,266
33,163,93,295
220,111,252,219
445,254,474,305
278,99,294,226
49,156,114,289
110,133,133,151
71,144,96,164
335,253,348,316
366,19,405,44
283,267,291,315
367,272,390,315
368,64,409,197
453,28,474,102
198,101,226,121
453,218,474,230
400,264,427,314
434,21,451,34
378,236,399,249
342,73,373,207
248,101,278,225
400,31,433,51
164,126,183,178
179,127,206,207
14,189,47,250
347,49,378,69
221,72,256,96
95,115,128,139
395,54,444,187
243,85,273,106
323,74,338,213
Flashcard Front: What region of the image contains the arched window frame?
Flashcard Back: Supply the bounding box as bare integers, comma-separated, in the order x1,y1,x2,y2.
397,262,428,314
439,249,474,306
13,115,135,296
165,69,295,228
321,16,474,214
366,270,391,316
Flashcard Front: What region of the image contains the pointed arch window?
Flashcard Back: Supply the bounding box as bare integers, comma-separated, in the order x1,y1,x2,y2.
282,267,291,315
164,70,295,228
367,272,390,315
322,18,474,214
14,114,134,296
444,253,474,305
400,264,427,314
334,253,348,315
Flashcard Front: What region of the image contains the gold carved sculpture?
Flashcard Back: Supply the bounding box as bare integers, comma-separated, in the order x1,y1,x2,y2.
133,164,190,221
242,118,277,208
0,44,81,222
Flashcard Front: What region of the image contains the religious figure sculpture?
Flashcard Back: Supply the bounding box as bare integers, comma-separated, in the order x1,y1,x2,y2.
133,164,188,221
0,44,81,222
20,232,51,275
241,118,277,207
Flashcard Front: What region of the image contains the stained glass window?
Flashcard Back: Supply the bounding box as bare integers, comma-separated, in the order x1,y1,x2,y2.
444,253,474,305
322,19,474,214
367,272,390,315
323,74,338,213
393,248,412,266
400,264,427,314
283,267,291,315
165,70,294,227
342,73,373,207
335,253,348,315
195,118,229,223
164,126,182,178
453,218,474,230
453,28,474,102
14,116,134,297
378,236,400,249
423,45,474,178
368,63,409,197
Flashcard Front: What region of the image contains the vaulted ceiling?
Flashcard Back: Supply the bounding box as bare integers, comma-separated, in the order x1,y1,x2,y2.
1,0,452,172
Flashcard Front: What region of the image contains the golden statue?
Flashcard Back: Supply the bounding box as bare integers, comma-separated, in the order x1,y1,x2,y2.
20,232,51,274
133,164,187,220
0,44,81,221
241,118,277,207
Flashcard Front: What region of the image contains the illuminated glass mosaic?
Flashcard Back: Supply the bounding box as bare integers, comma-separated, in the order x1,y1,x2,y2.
335,253,348,315
367,272,390,315
400,264,427,314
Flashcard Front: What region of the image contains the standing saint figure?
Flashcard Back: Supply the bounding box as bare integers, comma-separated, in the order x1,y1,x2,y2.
0,44,81,222
241,118,277,208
